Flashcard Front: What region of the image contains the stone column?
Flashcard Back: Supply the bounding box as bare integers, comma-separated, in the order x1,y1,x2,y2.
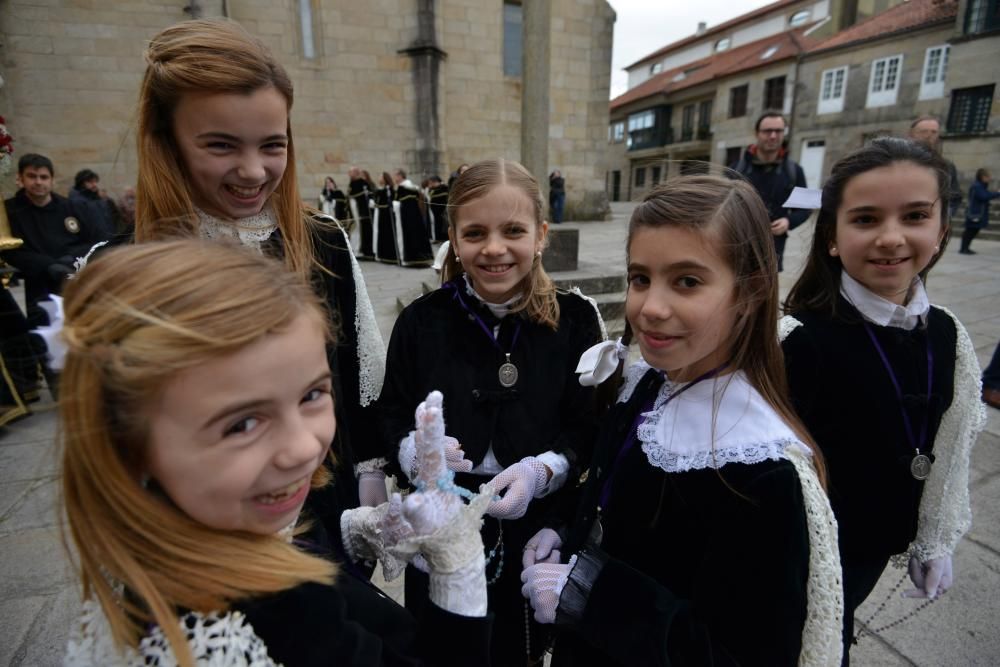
520,0,551,200
400,0,446,179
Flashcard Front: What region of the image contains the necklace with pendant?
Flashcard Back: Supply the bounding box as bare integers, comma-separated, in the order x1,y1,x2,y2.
448,281,523,388
862,322,934,480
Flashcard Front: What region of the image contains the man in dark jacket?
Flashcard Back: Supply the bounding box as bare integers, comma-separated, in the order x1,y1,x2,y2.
2,154,108,320
908,115,963,218
728,111,808,272
69,168,118,237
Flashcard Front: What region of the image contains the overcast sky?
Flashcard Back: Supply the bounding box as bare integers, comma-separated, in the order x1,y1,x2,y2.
607,0,776,98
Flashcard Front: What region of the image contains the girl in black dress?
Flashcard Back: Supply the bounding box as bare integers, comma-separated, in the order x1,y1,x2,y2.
380,159,604,665
521,175,843,666
781,138,985,665
61,241,493,666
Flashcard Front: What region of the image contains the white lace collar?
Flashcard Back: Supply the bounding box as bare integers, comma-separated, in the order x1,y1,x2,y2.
620,361,810,473
461,274,522,319
839,270,929,331
197,207,278,254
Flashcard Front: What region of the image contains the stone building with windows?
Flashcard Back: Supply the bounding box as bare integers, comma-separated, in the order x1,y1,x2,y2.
792,0,963,186
0,0,615,218
608,0,999,202
940,0,1000,192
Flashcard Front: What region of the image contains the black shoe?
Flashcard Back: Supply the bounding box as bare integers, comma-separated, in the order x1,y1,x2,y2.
959,249,976,255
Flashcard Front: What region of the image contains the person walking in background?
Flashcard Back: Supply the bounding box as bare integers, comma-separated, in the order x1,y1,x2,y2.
960,168,999,255
549,169,565,224
727,111,808,272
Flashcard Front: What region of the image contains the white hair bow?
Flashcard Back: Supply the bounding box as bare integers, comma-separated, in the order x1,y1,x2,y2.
575,338,628,387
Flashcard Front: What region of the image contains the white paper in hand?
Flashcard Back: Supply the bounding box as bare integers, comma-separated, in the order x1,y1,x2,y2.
782,187,822,210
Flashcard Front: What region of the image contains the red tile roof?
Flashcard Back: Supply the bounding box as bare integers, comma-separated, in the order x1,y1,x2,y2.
625,0,802,69
611,26,814,111
808,0,958,53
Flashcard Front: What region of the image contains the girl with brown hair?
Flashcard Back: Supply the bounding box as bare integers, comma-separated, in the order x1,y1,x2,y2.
521,174,842,666
61,240,493,666
781,138,985,665
379,158,604,665
126,18,388,510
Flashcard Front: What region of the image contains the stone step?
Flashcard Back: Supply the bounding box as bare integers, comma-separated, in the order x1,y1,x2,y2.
552,272,626,295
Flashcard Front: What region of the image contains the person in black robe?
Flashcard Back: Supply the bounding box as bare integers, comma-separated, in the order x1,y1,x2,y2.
392,169,433,268
320,176,351,232
426,176,449,243
374,172,400,265
348,167,376,260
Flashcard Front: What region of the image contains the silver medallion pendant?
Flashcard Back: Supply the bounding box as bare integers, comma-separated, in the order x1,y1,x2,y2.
910,453,932,480
498,361,518,388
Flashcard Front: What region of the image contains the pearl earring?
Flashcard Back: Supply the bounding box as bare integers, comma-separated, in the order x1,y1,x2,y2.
536,250,542,257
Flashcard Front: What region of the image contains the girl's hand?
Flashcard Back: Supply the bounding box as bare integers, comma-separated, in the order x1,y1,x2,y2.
522,528,562,569
903,555,953,599
486,457,551,520
521,556,577,624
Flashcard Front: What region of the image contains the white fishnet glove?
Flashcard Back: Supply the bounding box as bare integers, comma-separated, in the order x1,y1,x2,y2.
521,555,577,624
903,555,953,599
358,470,388,507
388,391,492,616
398,433,472,483
522,528,562,569
485,457,550,520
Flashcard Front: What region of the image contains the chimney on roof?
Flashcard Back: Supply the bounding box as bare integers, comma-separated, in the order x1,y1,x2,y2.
696,21,707,36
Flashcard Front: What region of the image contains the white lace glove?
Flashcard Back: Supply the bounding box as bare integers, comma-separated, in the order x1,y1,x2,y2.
358,470,389,507
398,432,472,483
386,391,491,617
521,555,577,624
903,555,953,599
522,528,562,569
486,457,550,520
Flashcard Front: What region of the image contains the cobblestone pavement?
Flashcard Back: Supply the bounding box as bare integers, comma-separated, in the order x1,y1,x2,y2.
2,203,998,665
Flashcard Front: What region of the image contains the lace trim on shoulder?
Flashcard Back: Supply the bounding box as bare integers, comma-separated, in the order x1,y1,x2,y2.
337,222,386,407
908,306,986,562
640,436,804,473
65,599,278,666
617,359,652,404
778,314,803,343
566,287,608,341
786,447,844,667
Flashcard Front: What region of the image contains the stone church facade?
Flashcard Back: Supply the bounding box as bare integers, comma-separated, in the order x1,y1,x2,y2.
0,0,615,219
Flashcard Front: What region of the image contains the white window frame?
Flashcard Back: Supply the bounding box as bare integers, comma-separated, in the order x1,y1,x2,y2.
919,45,949,100
612,121,625,143
298,0,317,59
818,66,848,114
866,54,903,108
627,110,655,132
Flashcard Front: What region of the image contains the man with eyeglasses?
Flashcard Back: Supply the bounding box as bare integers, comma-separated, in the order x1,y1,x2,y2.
728,110,808,272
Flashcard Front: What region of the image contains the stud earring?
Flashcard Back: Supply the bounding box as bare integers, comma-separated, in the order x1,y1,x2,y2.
536,250,542,257
933,245,940,253
829,245,838,256
456,256,462,264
